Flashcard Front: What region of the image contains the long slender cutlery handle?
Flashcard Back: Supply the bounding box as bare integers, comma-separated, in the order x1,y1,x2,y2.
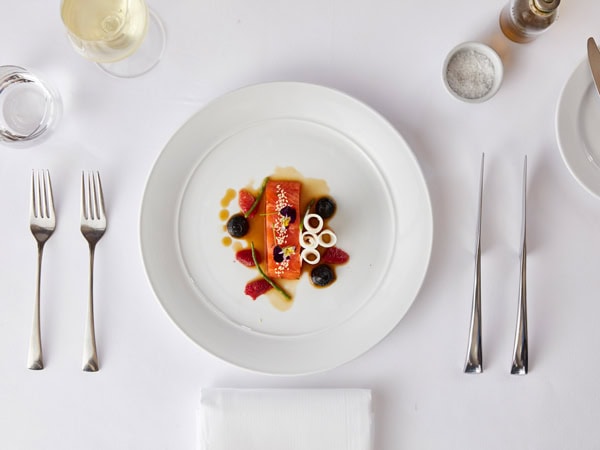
464,153,484,374
27,243,45,370
82,244,99,372
511,155,528,375
511,251,528,375
464,253,482,373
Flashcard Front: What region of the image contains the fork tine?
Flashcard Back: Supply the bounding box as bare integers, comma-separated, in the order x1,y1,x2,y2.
30,170,37,219
40,171,47,219
89,172,97,220
94,172,105,220
33,170,41,218
44,170,55,219
81,171,88,220
40,171,46,218
90,172,98,220
86,172,92,220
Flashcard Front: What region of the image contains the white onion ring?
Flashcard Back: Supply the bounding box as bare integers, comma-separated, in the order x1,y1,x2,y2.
303,213,323,234
301,232,319,249
301,248,320,265
317,229,337,248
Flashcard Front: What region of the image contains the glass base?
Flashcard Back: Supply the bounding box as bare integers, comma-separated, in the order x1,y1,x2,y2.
97,9,166,78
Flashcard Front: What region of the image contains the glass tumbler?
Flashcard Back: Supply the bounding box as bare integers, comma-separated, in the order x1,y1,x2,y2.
0,65,62,146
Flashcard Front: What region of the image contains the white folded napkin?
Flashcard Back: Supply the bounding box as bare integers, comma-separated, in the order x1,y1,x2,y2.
198,388,373,450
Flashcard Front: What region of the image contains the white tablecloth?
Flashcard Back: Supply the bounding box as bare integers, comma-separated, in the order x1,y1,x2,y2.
2,1,599,448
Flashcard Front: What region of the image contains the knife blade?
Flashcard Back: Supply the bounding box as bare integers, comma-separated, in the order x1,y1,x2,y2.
587,37,600,97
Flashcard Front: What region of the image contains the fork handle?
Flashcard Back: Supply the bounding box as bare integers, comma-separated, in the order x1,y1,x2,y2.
83,243,99,372
27,242,44,370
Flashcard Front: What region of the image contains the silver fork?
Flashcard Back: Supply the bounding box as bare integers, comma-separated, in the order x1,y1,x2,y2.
28,170,55,370
80,171,107,372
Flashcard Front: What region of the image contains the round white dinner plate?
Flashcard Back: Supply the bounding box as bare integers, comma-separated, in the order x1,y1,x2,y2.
556,58,600,198
140,82,433,375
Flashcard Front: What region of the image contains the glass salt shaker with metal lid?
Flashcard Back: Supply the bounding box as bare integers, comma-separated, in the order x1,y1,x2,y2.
499,0,561,43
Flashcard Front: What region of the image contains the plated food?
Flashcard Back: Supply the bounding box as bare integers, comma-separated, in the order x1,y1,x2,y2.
140,81,432,374
221,169,350,308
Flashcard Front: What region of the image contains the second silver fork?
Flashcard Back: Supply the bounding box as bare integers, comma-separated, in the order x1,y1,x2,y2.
28,170,56,370
81,171,107,372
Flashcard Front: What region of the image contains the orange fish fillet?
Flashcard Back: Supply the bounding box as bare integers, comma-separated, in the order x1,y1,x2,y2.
265,180,302,279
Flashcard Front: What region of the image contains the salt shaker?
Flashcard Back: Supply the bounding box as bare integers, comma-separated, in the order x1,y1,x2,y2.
499,0,560,43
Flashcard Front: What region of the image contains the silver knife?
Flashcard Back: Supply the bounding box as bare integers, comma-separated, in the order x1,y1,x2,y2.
511,155,528,375
464,153,484,374
587,37,600,97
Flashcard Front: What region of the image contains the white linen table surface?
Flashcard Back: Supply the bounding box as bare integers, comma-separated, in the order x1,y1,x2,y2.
198,389,372,450
4,1,600,449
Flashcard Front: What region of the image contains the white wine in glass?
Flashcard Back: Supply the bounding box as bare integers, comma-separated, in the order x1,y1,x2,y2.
61,0,165,77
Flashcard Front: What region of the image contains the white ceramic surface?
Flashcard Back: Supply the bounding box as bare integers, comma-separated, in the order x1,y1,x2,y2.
556,58,600,198
140,82,433,375
442,41,504,103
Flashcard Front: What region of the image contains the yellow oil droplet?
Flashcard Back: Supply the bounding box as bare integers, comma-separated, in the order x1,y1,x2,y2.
220,188,236,208
267,279,297,311
222,236,232,247
219,209,230,221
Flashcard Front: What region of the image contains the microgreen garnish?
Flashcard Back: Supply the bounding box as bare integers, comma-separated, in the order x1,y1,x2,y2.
251,242,291,300
299,199,315,232
244,177,269,218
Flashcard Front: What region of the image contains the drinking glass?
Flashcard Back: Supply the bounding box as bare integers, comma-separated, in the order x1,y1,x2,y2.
60,0,166,78
0,66,61,145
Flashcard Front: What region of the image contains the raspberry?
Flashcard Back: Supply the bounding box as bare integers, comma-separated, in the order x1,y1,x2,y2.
244,279,272,300
321,246,349,265
236,248,261,267
238,189,257,218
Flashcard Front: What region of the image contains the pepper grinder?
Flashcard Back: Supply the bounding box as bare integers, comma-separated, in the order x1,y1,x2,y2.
499,0,560,43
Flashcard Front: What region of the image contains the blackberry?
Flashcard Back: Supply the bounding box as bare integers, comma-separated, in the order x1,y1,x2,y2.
315,197,336,219
310,264,336,287
226,213,249,238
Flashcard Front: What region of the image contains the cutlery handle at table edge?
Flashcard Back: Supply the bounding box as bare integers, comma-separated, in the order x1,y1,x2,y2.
511,156,528,375
511,252,528,375
82,244,99,372
82,313,98,372
464,250,482,374
27,243,44,370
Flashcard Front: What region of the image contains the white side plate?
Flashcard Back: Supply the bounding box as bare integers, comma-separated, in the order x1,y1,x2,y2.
557,58,600,198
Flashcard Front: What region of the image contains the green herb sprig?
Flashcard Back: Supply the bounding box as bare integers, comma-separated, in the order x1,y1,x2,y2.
251,242,291,301
299,198,315,232
244,177,269,218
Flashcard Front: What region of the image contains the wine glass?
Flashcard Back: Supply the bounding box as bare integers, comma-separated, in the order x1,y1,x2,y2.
60,0,166,78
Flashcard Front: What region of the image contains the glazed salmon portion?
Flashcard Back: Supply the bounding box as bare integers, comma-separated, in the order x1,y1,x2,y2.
265,180,302,279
